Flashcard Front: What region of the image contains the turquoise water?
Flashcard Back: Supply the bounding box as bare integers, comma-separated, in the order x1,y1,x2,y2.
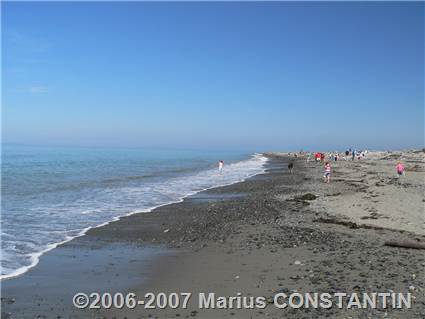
1,145,267,279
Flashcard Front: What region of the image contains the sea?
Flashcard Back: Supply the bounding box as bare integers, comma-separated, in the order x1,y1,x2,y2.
1,145,267,279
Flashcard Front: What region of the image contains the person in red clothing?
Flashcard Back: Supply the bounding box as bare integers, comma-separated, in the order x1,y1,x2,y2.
324,162,331,183
396,162,405,178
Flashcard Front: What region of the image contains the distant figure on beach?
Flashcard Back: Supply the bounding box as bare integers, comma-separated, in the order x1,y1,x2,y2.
396,162,405,178
344,150,349,161
320,153,325,163
218,160,224,173
352,150,356,161
288,162,294,174
324,162,331,183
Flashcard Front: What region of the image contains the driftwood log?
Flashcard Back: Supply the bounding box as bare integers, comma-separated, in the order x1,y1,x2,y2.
384,240,425,250
332,178,365,183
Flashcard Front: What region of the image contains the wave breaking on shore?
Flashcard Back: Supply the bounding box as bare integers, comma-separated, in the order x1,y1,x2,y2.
1,153,268,280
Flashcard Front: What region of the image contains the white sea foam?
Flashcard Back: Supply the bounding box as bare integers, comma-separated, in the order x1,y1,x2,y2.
1,153,268,280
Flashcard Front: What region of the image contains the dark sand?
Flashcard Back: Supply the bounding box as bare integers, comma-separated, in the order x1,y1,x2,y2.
2,155,425,319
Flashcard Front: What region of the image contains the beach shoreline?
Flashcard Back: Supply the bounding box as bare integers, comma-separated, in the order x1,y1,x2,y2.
1,152,268,281
2,151,425,319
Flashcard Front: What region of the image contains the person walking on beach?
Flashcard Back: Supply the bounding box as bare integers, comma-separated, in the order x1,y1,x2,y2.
324,162,331,183
396,162,405,179
288,162,294,174
218,160,224,173
352,150,356,161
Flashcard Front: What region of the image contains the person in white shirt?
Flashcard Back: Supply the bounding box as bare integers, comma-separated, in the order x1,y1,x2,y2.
218,160,224,173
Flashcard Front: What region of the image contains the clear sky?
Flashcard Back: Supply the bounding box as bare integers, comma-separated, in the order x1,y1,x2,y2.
2,2,424,151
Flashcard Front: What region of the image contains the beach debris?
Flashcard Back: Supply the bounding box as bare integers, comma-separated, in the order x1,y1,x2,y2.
294,260,302,265
325,192,342,197
384,240,425,250
294,193,317,201
333,178,365,183
360,212,387,220
234,275,240,279
163,228,170,233
1,297,15,304
314,217,360,229
313,217,388,231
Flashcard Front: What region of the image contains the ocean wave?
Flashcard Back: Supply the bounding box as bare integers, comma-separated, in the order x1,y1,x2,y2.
1,153,268,280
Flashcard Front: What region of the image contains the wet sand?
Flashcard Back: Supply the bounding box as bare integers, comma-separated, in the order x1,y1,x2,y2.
2,153,425,319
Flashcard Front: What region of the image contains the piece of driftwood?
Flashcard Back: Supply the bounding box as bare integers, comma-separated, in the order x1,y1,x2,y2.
314,217,384,231
384,240,425,250
332,178,365,183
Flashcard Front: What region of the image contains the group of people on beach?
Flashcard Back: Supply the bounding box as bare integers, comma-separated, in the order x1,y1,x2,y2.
218,150,406,184
312,149,371,183
299,149,406,183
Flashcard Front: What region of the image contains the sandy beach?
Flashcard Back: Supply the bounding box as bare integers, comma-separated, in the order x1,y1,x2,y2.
3,2,423,318
2,151,425,319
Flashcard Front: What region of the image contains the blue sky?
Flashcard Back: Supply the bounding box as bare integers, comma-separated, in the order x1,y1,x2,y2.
2,2,424,151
